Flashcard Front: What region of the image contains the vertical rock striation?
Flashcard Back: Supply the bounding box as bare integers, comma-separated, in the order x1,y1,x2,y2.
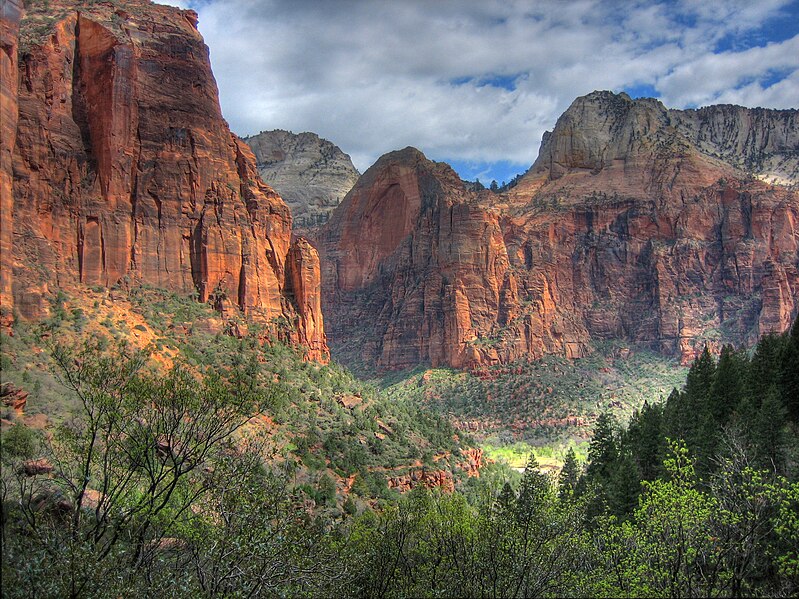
319,92,799,370
0,0,22,327
7,0,327,361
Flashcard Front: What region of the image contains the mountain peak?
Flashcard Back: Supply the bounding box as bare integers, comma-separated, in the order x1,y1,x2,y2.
244,130,359,234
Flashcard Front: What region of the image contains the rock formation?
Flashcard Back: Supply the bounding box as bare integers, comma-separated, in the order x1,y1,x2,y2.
1,382,28,412
4,0,327,361
387,467,455,493
244,130,359,233
319,92,799,369
0,0,21,328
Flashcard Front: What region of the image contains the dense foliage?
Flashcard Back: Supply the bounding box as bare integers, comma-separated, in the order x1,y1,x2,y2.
3,291,799,597
582,321,799,520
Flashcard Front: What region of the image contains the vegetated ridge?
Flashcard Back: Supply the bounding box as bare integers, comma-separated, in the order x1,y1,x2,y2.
0,0,478,505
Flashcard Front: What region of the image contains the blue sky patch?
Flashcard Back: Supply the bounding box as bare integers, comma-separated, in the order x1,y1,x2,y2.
446,159,529,187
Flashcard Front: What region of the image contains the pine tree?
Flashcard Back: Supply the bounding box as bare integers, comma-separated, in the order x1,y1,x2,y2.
753,384,788,472
748,333,785,402
779,318,799,422
558,448,580,501
685,346,716,406
496,481,517,516
663,388,689,446
586,412,619,483
516,454,549,524
711,344,748,426
681,348,718,474
625,401,666,481
608,450,641,517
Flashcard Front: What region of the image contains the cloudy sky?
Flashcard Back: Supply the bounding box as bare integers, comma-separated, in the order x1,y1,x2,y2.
164,0,799,184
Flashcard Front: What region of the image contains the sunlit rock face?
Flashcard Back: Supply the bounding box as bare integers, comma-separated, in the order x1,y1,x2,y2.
5,0,327,361
319,92,799,370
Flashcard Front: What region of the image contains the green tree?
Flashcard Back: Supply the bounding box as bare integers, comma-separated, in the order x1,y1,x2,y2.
625,401,666,481
586,412,619,482
599,441,724,597
780,318,799,422
711,344,749,426
753,384,789,472
749,333,785,401
558,448,580,500
1,341,260,597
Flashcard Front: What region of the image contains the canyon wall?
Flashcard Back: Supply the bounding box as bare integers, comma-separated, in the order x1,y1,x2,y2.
0,0,22,327
319,92,799,370
5,0,326,361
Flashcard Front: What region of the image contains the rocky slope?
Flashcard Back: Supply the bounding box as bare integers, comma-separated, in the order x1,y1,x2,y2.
243,130,359,233
319,92,799,370
3,0,327,361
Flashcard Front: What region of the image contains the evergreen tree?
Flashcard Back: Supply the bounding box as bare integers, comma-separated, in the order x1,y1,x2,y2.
711,344,749,426
680,348,718,473
558,448,580,501
663,388,689,446
753,384,788,472
586,412,619,482
625,401,666,481
685,346,716,406
516,454,549,525
495,481,517,517
779,318,799,422
749,333,785,402
608,450,641,517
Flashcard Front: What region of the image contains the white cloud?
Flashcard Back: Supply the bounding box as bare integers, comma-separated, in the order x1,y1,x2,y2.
657,34,799,107
158,0,192,9
189,0,798,174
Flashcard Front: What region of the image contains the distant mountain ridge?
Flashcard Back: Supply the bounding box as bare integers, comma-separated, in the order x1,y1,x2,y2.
517,92,798,197
317,91,799,371
243,130,360,233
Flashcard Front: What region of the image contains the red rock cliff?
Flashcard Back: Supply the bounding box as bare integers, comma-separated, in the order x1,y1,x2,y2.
6,0,326,361
319,93,799,369
0,0,21,327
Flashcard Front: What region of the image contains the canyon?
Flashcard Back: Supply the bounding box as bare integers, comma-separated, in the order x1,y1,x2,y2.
3,2,797,376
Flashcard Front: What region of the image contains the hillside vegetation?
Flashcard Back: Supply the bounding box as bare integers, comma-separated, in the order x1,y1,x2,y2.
3,289,798,597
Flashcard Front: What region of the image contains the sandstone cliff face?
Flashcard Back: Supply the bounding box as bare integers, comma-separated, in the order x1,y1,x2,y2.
319,92,799,370
317,147,586,370
244,130,359,234
671,104,799,187
6,0,327,361
0,0,21,327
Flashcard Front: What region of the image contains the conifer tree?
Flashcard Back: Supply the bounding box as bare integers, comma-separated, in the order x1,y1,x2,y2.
558,448,580,500
753,384,788,472
586,412,618,482
711,344,749,426
625,401,666,481
749,333,785,402
780,318,799,422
